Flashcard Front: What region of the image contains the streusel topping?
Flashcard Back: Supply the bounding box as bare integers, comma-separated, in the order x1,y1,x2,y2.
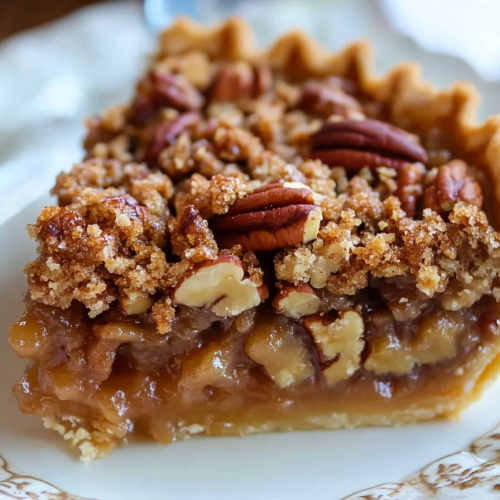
25,51,500,333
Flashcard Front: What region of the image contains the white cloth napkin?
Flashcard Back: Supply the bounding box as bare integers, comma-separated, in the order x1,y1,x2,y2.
0,1,152,226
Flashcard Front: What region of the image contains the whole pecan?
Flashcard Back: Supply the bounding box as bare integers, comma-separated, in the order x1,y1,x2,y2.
144,112,200,165
396,163,426,217
211,183,323,252
131,71,203,125
298,80,362,118
210,63,273,102
423,159,483,214
310,118,428,171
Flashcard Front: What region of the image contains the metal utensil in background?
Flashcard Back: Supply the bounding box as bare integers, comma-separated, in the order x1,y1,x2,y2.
142,0,333,46
144,0,200,32
0,1,151,226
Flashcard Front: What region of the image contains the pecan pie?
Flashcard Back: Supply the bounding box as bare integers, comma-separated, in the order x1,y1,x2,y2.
9,18,500,461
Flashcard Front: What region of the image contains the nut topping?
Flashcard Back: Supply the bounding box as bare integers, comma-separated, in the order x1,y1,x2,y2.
227,182,323,215
212,183,323,252
169,205,218,262
423,160,483,214
310,242,349,289
120,292,154,315
172,255,268,317
210,62,272,102
144,112,200,165
396,162,426,217
272,283,321,319
310,118,428,171
131,71,203,125
304,310,365,386
298,80,362,118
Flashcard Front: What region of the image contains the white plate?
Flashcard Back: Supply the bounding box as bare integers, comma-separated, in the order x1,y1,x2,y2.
2,197,500,500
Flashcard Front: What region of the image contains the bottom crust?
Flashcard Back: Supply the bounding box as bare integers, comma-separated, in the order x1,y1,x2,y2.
38,347,500,463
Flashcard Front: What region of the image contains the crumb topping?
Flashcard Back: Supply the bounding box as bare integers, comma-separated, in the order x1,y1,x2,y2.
26,188,168,318
24,52,500,332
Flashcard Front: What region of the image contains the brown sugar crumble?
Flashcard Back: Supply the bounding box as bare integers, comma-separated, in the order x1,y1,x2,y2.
9,18,500,461
26,52,500,330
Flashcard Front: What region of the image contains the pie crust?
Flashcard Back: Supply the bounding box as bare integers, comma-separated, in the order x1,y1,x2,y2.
8,17,500,461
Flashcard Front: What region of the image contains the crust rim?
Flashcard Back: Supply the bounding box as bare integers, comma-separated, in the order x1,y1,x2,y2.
158,16,500,226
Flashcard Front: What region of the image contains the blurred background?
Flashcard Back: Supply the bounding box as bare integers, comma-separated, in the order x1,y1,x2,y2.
2,0,500,225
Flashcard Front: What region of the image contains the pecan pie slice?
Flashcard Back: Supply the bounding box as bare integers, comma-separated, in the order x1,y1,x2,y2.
9,18,500,461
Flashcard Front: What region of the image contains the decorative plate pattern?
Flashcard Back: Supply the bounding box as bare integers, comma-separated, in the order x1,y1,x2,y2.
343,423,500,499
0,455,94,500
3,423,500,499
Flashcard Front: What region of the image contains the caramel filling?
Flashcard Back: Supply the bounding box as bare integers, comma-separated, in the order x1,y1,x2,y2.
10,297,500,449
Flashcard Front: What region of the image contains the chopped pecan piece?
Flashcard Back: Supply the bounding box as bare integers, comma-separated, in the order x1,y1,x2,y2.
423,159,483,214
131,71,203,125
212,183,323,252
310,118,428,171
172,255,268,317
144,112,200,165
245,315,315,388
396,162,426,217
310,242,349,289
120,292,154,315
272,283,321,319
298,80,362,118
365,309,462,375
304,310,365,386
210,62,272,102
178,329,249,403
169,205,219,262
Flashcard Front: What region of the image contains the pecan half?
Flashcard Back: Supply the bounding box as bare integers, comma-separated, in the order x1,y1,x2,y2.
396,162,426,217
298,80,362,118
423,160,483,214
144,112,200,165
131,71,203,125
210,62,272,102
310,118,428,171
212,183,323,252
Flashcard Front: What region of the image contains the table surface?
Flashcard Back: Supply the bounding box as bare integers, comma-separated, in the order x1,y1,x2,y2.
0,0,134,40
